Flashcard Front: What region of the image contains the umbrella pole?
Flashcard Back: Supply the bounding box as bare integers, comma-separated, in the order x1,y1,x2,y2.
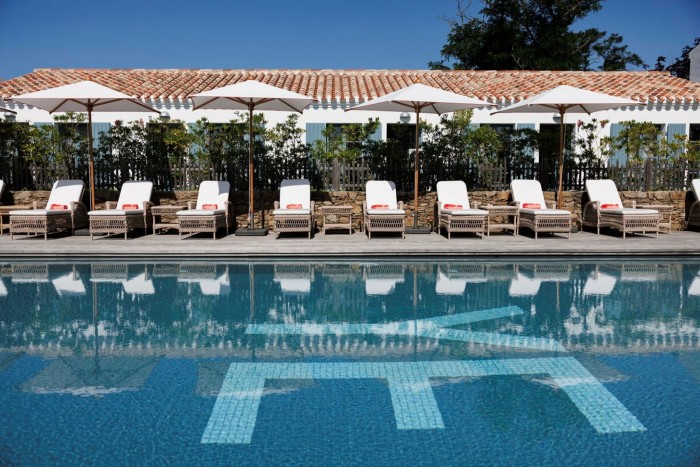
87,104,95,211
557,108,566,210
413,108,420,228
248,103,254,229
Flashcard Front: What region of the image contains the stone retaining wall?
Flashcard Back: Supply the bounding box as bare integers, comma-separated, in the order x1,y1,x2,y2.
5,189,694,231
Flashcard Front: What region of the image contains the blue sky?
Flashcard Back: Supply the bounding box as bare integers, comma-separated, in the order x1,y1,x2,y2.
0,0,698,80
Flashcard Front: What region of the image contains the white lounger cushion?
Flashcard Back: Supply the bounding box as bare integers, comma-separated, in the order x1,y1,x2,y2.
511,180,550,210
440,208,487,216
0,179,5,199
366,180,402,211
88,180,152,215
177,209,226,216
115,181,153,209
692,178,700,201
279,179,311,210
437,180,475,210
365,208,405,215
585,179,658,215
12,179,85,216
519,208,573,215
195,181,230,210
272,208,311,215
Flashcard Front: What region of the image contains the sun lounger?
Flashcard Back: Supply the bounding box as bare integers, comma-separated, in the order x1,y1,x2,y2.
583,179,659,238
10,180,88,240
688,179,700,230
363,180,405,239
436,180,487,239
273,179,314,239
177,181,232,239
88,181,153,240
510,180,571,239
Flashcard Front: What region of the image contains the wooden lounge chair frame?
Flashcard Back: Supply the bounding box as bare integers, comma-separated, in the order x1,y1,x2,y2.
363,180,405,239
436,180,487,239
89,181,154,240
177,181,232,240
273,179,314,239
10,180,88,240
510,180,571,239
582,179,659,239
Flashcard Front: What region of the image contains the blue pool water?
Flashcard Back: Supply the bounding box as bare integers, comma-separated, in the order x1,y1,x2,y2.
0,260,698,465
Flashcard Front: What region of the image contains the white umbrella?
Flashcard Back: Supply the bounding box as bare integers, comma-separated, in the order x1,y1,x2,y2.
189,79,316,235
347,83,491,232
491,85,640,208
12,81,158,210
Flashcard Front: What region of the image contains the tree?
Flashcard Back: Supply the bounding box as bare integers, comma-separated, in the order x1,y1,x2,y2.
654,37,700,79
429,0,644,71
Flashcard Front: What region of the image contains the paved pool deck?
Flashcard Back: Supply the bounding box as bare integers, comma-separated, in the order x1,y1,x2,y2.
0,227,698,260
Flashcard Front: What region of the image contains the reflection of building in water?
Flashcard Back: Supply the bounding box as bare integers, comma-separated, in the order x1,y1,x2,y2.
364,263,405,295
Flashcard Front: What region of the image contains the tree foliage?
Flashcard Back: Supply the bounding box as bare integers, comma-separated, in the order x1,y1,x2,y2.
429,0,643,71
654,37,700,79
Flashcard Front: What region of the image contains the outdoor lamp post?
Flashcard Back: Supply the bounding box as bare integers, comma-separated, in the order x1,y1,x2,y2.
4,112,15,122
399,112,410,123
159,111,171,122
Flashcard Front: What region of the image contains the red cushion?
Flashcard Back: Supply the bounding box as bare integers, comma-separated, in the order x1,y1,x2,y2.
286,204,302,209
49,204,68,210
600,203,619,209
371,204,389,209
121,203,139,209
202,204,218,210
443,203,463,209
522,203,541,209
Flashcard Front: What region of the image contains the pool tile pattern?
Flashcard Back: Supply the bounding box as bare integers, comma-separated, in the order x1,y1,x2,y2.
246,306,565,352
202,357,645,444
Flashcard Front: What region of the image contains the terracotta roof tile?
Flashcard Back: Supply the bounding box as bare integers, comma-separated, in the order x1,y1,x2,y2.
1,68,700,104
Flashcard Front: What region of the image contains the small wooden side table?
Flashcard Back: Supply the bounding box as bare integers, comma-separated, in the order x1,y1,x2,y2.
639,204,673,233
482,205,519,236
0,205,32,236
151,205,185,234
321,205,353,234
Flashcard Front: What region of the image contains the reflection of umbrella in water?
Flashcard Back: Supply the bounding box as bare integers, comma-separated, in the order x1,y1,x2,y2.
12,80,158,210
22,275,157,396
491,85,639,209
348,84,491,233
189,80,316,235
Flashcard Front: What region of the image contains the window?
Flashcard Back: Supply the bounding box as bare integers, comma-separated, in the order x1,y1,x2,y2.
326,123,361,149
689,124,700,142
386,123,419,149
485,124,514,135
538,124,574,166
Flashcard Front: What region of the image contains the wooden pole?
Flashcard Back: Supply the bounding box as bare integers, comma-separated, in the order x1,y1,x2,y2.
248,103,255,229
87,103,95,211
556,107,566,209
413,107,420,228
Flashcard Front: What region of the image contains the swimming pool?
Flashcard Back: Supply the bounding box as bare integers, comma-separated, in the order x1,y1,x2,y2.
1,260,698,465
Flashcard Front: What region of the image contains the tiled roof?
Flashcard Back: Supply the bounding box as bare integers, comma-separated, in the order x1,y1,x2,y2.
1,68,700,104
